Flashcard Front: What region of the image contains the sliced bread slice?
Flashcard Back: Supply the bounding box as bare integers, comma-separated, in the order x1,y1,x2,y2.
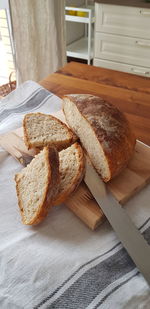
23,112,77,151
52,142,85,206
15,147,59,225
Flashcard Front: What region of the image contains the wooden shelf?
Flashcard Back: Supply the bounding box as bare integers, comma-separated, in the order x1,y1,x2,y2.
67,37,94,60
65,5,95,64
65,5,95,23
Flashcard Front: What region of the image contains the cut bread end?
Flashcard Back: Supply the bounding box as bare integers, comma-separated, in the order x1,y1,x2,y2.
23,112,78,151
15,147,59,225
52,142,85,205
63,95,135,182
63,97,111,181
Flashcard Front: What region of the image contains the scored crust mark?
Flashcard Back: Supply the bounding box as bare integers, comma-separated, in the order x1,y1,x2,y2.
15,147,59,225
63,94,136,182
23,112,78,151
52,142,85,206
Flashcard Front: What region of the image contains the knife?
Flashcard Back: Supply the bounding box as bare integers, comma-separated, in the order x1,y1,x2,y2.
84,160,150,286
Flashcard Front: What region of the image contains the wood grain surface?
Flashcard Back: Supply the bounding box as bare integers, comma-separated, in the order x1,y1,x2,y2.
94,0,150,9
39,62,150,146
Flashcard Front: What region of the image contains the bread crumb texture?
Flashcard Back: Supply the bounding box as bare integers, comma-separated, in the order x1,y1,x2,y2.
15,147,51,225
63,94,135,182
23,112,77,150
52,142,85,205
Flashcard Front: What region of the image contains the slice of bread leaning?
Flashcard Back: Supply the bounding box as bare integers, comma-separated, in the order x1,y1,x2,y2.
63,94,136,182
52,142,85,206
23,112,77,151
15,147,59,225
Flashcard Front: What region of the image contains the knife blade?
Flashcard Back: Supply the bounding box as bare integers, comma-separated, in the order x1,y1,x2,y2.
84,161,150,286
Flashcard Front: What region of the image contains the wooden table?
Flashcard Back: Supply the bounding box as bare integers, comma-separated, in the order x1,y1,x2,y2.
40,62,150,146
94,0,150,9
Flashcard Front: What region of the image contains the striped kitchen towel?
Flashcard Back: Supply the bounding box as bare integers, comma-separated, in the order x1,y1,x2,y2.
0,81,150,309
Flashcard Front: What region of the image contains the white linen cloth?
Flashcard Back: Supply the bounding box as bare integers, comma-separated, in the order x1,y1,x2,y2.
0,81,150,309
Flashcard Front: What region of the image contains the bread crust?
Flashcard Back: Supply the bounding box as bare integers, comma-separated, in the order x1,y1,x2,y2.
23,112,78,151
15,147,59,225
52,143,85,205
63,94,136,182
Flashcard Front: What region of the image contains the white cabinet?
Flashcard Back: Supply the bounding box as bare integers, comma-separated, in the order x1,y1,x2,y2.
95,33,150,68
65,5,95,64
94,3,150,76
94,59,150,77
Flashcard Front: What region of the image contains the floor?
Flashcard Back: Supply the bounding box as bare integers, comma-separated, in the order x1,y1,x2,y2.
67,56,93,65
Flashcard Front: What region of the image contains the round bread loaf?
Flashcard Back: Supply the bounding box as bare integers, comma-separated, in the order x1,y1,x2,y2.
63,94,136,182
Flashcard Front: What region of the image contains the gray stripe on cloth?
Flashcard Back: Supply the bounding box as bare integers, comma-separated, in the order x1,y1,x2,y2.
94,271,139,309
34,244,121,309
1,87,41,110
0,87,40,115
0,88,52,123
35,219,150,309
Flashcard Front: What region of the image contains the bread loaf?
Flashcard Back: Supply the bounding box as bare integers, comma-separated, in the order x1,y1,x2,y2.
63,94,136,182
15,147,59,225
52,143,85,205
23,112,77,151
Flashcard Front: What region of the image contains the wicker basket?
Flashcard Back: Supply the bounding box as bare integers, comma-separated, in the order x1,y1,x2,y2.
0,72,16,98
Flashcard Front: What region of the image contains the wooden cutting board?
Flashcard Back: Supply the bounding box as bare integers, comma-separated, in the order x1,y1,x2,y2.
0,110,150,230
